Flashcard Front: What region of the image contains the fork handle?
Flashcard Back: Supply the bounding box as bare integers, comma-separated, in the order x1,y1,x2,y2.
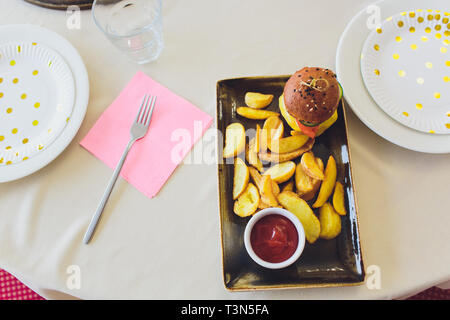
83,138,136,244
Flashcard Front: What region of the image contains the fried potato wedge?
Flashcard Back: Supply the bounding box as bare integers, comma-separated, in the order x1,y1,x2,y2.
260,175,279,207
332,181,347,215
246,138,263,172
258,139,314,163
263,116,284,141
245,92,274,109
223,122,246,158
249,167,279,196
301,152,325,180
269,134,310,154
295,162,314,195
299,157,324,201
319,203,342,239
237,107,279,120
278,191,321,243
312,155,337,208
263,161,296,184
233,158,250,200
282,180,294,192
233,183,260,217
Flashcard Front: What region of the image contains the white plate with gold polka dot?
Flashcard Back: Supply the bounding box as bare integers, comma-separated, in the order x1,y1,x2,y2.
361,9,450,135
0,41,75,165
0,25,89,182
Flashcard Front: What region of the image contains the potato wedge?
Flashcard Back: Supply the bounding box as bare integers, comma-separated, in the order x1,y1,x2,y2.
260,175,279,207
282,180,294,192
278,191,321,243
233,158,250,200
301,152,325,180
263,161,296,184
319,203,342,239
246,138,263,172
299,157,324,201
295,162,314,195
237,107,279,120
223,122,246,158
245,92,274,109
312,155,337,208
263,116,284,141
269,134,310,154
249,167,279,196
332,181,347,215
233,183,260,217
258,139,314,163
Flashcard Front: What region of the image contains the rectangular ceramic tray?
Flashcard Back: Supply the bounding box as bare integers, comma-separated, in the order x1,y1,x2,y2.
216,76,365,291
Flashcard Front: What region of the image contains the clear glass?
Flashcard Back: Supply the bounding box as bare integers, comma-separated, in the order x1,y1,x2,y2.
92,0,163,64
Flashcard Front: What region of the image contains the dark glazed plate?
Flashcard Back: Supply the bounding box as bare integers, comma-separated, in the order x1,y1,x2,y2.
216,76,365,290
25,0,93,10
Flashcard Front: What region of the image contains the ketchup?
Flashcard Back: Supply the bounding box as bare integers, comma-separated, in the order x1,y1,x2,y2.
250,214,298,263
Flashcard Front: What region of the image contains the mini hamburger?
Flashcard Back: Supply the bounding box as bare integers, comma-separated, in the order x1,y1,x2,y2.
279,67,343,138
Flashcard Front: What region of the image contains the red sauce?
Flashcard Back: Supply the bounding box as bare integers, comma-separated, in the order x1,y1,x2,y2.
250,214,298,263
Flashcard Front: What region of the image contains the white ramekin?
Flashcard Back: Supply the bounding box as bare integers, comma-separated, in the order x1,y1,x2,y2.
244,207,306,269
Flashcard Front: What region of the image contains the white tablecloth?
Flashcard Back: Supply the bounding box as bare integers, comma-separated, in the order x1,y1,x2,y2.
1,0,449,300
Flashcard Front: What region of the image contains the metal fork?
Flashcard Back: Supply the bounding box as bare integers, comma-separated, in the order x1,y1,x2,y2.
83,94,157,244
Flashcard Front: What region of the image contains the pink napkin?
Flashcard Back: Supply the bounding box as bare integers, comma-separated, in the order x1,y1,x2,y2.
80,71,213,198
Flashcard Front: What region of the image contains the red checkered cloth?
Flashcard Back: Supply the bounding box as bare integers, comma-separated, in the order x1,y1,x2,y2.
0,268,449,300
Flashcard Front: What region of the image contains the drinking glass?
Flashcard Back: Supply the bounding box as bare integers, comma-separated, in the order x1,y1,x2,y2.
92,0,163,64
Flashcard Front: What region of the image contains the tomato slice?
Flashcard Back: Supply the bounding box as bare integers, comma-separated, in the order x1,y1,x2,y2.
295,119,319,138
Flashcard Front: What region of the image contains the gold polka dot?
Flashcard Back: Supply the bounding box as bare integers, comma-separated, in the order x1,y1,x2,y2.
436,14,442,20
0,136,4,141
21,93,27,99
12,78,19,84
447,111,450,117
38,144,44,150
0,92,3,98
411,44,418,50
32,70,38,76
421,36,429,42
409,12,416,18
402,111,409,117
11,128,18,134
376,28,382,33
416,103,423,110
426,62,433,68
444,18,449,24
398,70,406,77
409,27,415,33
34,102,40,108
445,123,450,129
398,21,404,27
448,23,450,29
429,130,436,134
441,47,448,53
393,53,400,60
32,42,37,46
428,14,434,21
425,27,432,33
436,33,442,39
436,25,442,31
446,61,450,66
418,17,424,23
22,138,29,144
66,117,70,122
0,78,3,83
6,161,12,165
446,31,450,36
5,146,11,150
9,60,16,66
395,36,402,42
23,157,29,161
401,12,407,16
6,107,13,114
444,76,450,82
32,120,39,126
374,44,380,51
434,92,441,98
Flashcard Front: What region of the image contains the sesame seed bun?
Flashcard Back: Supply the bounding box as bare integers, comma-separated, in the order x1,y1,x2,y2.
283,67,340,125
